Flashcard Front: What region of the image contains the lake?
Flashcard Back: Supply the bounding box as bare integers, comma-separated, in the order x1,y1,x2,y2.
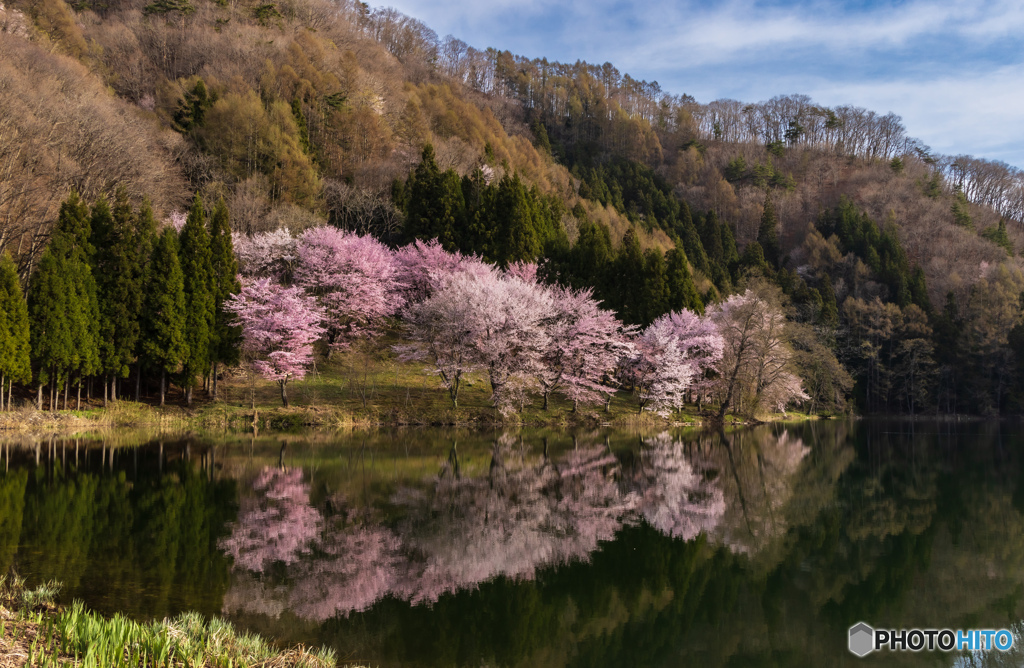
2,421,1023,667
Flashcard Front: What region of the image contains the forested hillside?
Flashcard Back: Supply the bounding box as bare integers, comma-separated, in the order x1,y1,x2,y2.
2,0,1024,415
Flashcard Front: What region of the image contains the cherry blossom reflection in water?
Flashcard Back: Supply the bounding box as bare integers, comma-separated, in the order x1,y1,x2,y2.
221,430,808,621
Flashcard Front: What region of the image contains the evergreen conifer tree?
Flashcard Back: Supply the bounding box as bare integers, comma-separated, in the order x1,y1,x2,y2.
676,200,709,275
640,249,669,325
28,249,72,410
178,195,215,406
92,188,143,402
613,228,645,324
208,199,241,399
0,253,31,410
758,192,781,269
665,247,704,315
37,192,100,409
132,200,158,400
142,228,188,406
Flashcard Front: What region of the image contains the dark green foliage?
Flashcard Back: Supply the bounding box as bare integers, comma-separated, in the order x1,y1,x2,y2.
92,188,143,379
571,157,680,234
252,3,282,24
757,192,780,269
143,0,194,14
30,192,101,394
890,157,904,175
739,240,769,274
724,155,747,181
611,228,645,324
530,119,551,154
639,248,669,324
28,249,72,389
818,197,929,312
401,146,566,265
178,196,215,400
677,200,709,275
173,80,214,133
819,273,839,328
981,219,1014,256
142,228,188,377
951,189,974,230
209,199,242,370
0,252,32,386
404,145,465,250
665,247,703,315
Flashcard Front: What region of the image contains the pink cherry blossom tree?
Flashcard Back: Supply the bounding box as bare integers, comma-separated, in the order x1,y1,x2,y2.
620,317,696,416
537,286,634,411
653,309,725,408
293,226,404,347
393,238,495,305
468,274,555,413
232,229,297,279
225,278,326,406
504,260,538,284
399,272,555,413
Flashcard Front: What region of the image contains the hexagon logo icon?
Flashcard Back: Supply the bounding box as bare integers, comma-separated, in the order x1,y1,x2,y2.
849,622,875,657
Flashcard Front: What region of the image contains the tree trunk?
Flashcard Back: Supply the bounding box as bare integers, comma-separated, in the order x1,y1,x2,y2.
37,383,43,410
6,379,11,411
103,375,108,407
543,391,549,410
159,371,166,407
0,373,5,412
185,384,193,407
63,376,68,410
77,380,82,411
135,363,141,402
212,362,218,400
280,380,289,407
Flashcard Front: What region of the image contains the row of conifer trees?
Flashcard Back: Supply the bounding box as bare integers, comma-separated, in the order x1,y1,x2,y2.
0,190,240,410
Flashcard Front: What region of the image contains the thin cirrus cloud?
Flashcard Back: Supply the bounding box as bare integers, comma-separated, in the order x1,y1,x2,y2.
381,0,1024,167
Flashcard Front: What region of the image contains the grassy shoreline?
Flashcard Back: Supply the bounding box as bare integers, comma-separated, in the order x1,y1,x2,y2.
0,354,824,436
0,575,342,668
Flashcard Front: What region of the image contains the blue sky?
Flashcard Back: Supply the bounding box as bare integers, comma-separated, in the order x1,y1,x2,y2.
382,0,1024,168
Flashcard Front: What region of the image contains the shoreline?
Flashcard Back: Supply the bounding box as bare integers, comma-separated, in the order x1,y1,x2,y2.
0,575,340,668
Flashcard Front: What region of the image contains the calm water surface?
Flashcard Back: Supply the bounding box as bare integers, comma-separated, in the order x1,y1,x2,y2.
2,421,1024,667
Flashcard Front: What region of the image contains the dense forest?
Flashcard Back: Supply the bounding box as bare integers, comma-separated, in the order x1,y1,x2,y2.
2,0,1024,415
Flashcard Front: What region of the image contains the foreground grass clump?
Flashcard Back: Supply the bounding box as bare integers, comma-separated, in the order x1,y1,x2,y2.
0,575,337,668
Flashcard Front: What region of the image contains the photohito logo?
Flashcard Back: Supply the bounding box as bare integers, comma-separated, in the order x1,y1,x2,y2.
848,622,1015,657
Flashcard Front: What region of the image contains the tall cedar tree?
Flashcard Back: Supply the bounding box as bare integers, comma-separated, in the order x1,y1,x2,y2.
142,228,188,406
92,188,143,400
178,195,215,405
677,200,710,275
132,200,158,400
28,249,71,409
0,253,31,409
758,192,781,269
665,247,704,315
29,192,100,409
209,199,241,399
405,145,464,249
614,228,645,325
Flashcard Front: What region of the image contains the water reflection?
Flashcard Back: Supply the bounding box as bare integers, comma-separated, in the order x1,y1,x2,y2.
4,422,1024,667
218,428,814,622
